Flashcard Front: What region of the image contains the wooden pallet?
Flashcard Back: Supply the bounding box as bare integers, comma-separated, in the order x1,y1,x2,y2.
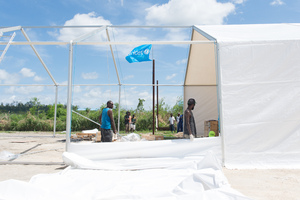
76,132,96,140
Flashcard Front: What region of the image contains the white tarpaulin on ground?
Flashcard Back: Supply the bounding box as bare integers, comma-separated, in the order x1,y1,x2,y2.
0,138,252,200
185,24,300,169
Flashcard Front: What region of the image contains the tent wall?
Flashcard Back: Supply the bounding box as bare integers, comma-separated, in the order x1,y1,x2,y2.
219,39,300,168
184,30,218,137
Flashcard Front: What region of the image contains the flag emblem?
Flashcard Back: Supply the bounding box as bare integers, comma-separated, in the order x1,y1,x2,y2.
125,44,152,63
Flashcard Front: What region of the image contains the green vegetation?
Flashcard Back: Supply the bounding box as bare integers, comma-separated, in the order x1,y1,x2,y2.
0,97,184,132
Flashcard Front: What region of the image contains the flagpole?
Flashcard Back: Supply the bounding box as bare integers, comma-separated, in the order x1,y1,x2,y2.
152,59,155,135
156,80,159,131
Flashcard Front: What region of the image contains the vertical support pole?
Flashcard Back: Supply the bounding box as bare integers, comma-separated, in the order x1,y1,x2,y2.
183,85,185,134
152,59,155,135
156,80,159,130
53,85,58,137
118,84,121,133
66,41,74,151
215,42,225,166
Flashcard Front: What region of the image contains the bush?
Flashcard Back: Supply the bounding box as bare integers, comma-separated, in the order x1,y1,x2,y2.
0,96,183,132
55,120,66,131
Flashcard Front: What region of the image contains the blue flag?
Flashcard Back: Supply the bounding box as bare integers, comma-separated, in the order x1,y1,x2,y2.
125,44,152,63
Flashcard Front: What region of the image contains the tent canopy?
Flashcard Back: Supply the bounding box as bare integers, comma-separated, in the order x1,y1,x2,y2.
185,23,300,168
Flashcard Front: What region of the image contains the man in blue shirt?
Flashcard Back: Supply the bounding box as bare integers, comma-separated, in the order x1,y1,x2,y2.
99,100,117,142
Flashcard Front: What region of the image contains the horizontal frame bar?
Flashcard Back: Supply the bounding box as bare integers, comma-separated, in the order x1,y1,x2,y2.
0,25,193,29
0,40,214,46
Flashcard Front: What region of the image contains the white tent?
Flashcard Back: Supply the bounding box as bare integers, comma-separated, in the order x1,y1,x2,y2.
184,24,300,168
1,24,299,170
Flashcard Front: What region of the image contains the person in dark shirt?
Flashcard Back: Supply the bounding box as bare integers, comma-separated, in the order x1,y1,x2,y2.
177,113,183,133
124,111,131,133
184,98,197,141
130,114,136,132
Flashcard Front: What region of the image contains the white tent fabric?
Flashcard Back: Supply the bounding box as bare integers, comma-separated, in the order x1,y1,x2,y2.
0,138,252,200
68,137,222,161
187,24,300,169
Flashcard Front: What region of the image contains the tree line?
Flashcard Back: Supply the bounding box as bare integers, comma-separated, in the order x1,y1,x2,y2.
0,97,183,132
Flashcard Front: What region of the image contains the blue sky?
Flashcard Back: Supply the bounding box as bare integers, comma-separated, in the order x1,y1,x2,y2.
0,0,299,110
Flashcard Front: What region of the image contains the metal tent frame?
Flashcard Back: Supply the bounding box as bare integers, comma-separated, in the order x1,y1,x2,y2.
0,25,219,154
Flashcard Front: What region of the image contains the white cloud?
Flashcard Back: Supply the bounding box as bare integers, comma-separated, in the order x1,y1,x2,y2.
106,28,149,57
56,12,111,41
84,88,103,98
161,29,190,46
72,87,120,109
270,0,285,6
5,86,44,95
33,75,44,82
145,0,235,25
59,81,68,85
53,12,149,58
232,0,246,4
138,91,151,101
82,72,99,79
108,0,125,6
20,68,35,77
74,86,82,93
0,69,11,81
176,59,187,65
19,68,44,82
9,95,17,101
123,75,134,80
0,69,19,84
166,73,177,80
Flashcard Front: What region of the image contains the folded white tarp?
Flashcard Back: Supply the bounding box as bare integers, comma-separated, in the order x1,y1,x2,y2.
68,137,222,161
0,138,252,199
0,152,251,200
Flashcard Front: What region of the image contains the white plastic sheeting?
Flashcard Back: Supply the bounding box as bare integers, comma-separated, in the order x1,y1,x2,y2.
185,24,300,169
0,138,252,200
68,137,222,161
82,128,99,133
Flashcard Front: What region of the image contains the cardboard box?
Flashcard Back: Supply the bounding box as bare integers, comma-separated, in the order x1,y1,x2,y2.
141,134,164,141
155,135,164,140
204,120,219,137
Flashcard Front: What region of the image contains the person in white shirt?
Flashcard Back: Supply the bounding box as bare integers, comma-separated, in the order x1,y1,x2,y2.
168,113,176,133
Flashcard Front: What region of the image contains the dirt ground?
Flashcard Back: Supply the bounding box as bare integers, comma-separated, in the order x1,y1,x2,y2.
0,132,299,200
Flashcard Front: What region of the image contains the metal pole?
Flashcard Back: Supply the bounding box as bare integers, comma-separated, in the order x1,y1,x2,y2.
156,80,159,130
152,59,155,135
0,32,16,64
66,41,74,151
72,110,100,126
53,85,58,137
106,27,122,132
21,28,58,86
216,41,225,167
105,28,121,85
118,84,121,133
